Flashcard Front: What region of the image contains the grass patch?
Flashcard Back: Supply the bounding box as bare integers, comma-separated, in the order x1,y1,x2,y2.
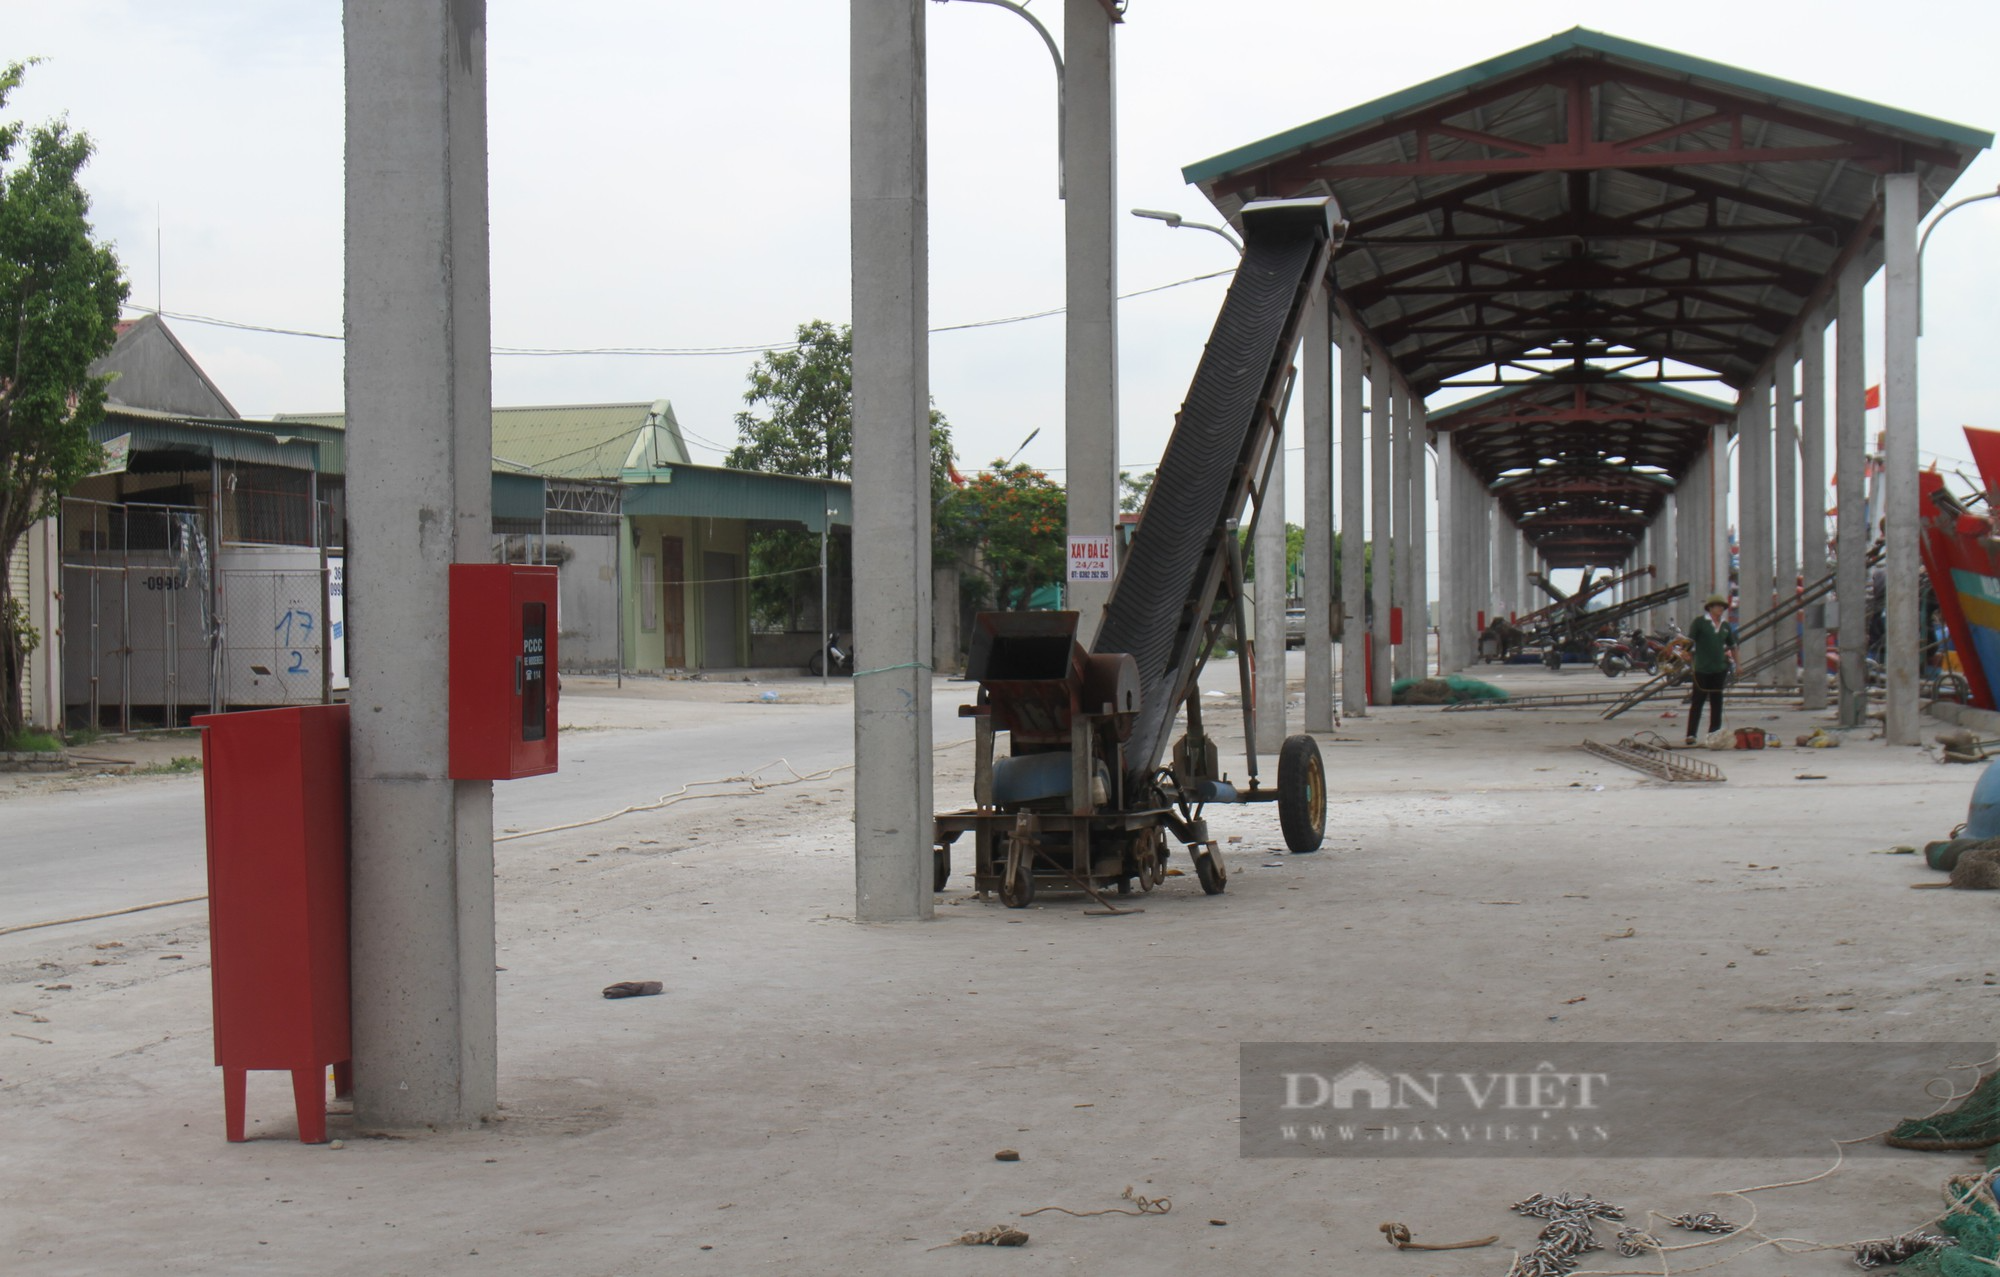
4,730,64,753
136,756,202,775
65,725,106,747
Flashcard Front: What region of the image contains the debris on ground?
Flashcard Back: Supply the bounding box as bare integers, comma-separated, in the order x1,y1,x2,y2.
601,981,663,999
993,1148,1019,1162
1022,1186,1171,1218
927,1226,1028,1250
1378,1220,1498,1251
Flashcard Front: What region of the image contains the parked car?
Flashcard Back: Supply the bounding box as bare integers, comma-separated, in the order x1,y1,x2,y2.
1285,606,1307,648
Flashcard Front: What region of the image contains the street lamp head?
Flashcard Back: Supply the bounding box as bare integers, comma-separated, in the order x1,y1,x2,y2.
1130,208,1184,227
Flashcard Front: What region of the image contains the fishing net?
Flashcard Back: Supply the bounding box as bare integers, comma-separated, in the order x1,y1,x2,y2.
1889,1071,2000,1152
1392,675,1509,706
1892,1175,1999,1276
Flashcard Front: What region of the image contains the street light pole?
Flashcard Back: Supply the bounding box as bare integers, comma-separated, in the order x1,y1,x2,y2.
1916,183,2000,337
931,0,1065,199
1129,207,1242,254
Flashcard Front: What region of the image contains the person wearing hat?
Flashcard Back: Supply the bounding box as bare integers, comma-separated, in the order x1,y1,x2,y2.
1685,593,1738,745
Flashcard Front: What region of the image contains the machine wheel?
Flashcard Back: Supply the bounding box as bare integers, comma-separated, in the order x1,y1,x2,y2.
933,845,950,892
1598,656,1623,678
1194,845,1227,895
1543,646,1563,671
807,648,826,676
1276,734,1327,853
999,836,1036,909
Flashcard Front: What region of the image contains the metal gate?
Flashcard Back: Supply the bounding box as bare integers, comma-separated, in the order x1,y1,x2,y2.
61,498,217,730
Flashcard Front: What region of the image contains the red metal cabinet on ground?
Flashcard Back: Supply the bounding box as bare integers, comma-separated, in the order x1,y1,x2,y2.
192,703,351,1143
449,564,559,780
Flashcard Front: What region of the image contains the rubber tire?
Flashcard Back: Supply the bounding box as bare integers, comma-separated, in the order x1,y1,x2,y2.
999,838,1036,909
1194,847,1227,895
1276,734,1327,853
1598,657,1622,678
933,845,950,892
807,649,826,676
1543,647,1562,671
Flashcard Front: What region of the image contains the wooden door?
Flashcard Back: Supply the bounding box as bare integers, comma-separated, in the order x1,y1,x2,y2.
661,536,686,668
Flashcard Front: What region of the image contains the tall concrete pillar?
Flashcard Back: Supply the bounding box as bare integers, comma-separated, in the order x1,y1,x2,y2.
1774,350,1799,681
1883,172,1921,746
1799,310,1830,710
1254,424,1287,753
1835,256,1869,727
1737,379,1773,681
851,0,934,920
1409,394,1429,676
1338,317,1368,717
1368,361,1392,703
1063,0,1118,646
1710,423,1732,614
344,0,497,1130
1388,381,1411,680
1494,507,1519,626
1435,431,1460,669
1302,287,1335,733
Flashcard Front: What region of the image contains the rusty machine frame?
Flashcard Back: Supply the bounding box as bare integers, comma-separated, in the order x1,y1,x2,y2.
933,197,1345,908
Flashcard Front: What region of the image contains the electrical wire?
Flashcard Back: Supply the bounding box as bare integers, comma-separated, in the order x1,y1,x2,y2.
120,266,1237,359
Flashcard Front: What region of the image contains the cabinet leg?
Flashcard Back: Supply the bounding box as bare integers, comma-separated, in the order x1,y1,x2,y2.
223,1067,247,1142
291,1068,328,1144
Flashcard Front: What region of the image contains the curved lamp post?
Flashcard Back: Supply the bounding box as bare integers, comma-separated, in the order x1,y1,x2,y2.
930,0,1065,199
1129,207,1243,254
1917,183,2000,337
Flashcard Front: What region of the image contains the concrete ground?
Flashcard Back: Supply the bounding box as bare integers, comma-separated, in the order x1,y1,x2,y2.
2,659,1995,1275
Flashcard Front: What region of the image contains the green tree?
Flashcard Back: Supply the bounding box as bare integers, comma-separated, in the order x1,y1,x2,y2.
1118,469,1154,513
0,63,127,741
937,461,1066,611
725,320,955,631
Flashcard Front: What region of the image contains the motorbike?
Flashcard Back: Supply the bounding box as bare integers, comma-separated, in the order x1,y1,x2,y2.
1593,634,1636,677
807,633,854,677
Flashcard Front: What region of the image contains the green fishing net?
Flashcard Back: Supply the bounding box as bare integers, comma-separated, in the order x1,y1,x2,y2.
1391,675,1509,706
1890,1072,2000,1152
1893,1175,1999,1275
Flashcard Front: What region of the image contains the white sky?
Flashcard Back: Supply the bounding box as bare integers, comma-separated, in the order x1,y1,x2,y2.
9,0,2000,580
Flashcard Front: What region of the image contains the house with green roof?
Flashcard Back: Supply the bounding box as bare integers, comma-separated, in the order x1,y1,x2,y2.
276,400,853,675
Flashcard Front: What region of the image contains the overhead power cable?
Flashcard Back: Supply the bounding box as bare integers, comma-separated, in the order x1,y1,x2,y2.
120,266,1237,359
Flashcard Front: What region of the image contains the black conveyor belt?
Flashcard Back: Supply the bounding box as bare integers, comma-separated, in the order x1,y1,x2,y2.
1092,199,1337,793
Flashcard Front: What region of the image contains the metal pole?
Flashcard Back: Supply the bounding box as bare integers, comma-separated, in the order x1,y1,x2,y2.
936,0,1065,199
820,496,830,690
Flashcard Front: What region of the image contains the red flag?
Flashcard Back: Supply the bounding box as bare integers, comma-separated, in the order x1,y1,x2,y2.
1864,383,1881,411
947,460,967,488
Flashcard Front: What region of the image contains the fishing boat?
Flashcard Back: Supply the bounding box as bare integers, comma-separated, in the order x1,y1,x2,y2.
1916,426,2000,710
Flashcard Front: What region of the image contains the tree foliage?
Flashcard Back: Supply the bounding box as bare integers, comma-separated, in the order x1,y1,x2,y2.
0,62,127,739
937,462,1066,612
725,320,957,632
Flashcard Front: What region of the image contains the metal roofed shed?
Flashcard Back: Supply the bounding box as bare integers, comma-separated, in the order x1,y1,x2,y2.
1178,26,1990,741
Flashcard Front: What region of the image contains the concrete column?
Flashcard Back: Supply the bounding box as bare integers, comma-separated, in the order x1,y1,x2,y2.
1883,173,1922,745
932,563,961,677
1676,466,1698,609
1388,380,1410,680
1254,423,1287,753
1435,431,1459,670
1409,395,1429,676
1799,310,1830,710
1063,0,1118,646
344,0,497,1130
1368,361,1392,703
1302,287,1335,734
1494,507,1519,625
1737,379,1773,681
1835,256,1869,727
1338,317,1367,717
851,0,934,920
1710,423,1732,615
1774,350,1799,682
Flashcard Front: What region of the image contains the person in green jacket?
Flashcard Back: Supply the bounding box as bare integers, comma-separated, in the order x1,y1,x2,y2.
1685,593,1738,744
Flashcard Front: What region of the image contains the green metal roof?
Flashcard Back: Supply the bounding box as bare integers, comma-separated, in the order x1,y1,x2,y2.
1185,27,1991,185
620,464,852,532
92,408,325,472
274,400,692,481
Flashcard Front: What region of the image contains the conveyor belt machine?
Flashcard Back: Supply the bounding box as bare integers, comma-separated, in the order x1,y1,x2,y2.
934,197,1345,906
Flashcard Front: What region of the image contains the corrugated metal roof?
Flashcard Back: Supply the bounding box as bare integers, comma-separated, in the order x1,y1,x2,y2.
274,400,692,481
621,464,851,532
92,408,323,471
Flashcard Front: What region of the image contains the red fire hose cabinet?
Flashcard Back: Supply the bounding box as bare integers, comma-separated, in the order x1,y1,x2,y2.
193,703,351,1143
